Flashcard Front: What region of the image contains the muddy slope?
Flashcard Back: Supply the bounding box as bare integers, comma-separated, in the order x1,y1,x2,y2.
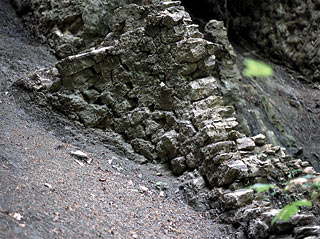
0,0,235,238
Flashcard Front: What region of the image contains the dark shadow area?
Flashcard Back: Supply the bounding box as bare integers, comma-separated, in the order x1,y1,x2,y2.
180,0,259,44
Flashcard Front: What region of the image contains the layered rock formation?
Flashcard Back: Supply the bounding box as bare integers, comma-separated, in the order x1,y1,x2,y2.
11,0,132,58
13,0,320,238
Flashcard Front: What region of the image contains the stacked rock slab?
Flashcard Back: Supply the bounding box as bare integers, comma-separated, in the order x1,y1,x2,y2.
50,2,228,169
15,1,320,238
11,0,132,58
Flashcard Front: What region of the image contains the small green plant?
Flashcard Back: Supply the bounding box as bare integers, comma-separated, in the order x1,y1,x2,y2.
250,182,313,225
271,200,312,225
243,58,273,78
249,183,274,193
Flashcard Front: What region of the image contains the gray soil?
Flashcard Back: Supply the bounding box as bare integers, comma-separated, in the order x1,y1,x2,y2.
0,0,235,238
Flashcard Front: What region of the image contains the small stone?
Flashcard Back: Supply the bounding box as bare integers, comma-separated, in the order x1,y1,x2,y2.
70,150,89,160
237,137,255,151
251,134,266,146
155,182,168,190
301,161,310,167
44,183,52,189
11,213,23,221
156,130,179,159
139,185,149,192
220,189,254,210
130,231,138,239
294,226,320,238
171,157,187,175
303,167,316,174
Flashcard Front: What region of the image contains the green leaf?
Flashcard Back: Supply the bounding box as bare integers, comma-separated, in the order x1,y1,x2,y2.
249,183,273,193
243,58,273,78
292,199,312,207
313,181,320,189
311,191,318,199
271,200,312,225
271,205,298,225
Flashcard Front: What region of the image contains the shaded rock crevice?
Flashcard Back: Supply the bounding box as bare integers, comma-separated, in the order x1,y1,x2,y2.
182,0,320,81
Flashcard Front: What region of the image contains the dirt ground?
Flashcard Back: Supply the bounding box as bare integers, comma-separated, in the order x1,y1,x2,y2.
0,0,237,238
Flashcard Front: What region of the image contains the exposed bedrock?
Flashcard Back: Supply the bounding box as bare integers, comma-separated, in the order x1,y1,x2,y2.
12,0,320,162
13,0,320,80
13,1,320,238
10,0,133,58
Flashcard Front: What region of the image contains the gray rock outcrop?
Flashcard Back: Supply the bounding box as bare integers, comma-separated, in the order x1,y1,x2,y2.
11,0,131,58
14,1,320,238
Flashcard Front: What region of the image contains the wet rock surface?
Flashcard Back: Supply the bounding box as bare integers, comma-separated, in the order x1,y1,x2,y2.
3,0,320,238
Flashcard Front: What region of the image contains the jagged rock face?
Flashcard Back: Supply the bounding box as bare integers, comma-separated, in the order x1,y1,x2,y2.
182,0,320,81
10,0,132,58
45,2,236,168
14,1,320,238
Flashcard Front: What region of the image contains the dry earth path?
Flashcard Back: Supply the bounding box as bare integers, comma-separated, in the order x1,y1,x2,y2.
0,0,235,238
